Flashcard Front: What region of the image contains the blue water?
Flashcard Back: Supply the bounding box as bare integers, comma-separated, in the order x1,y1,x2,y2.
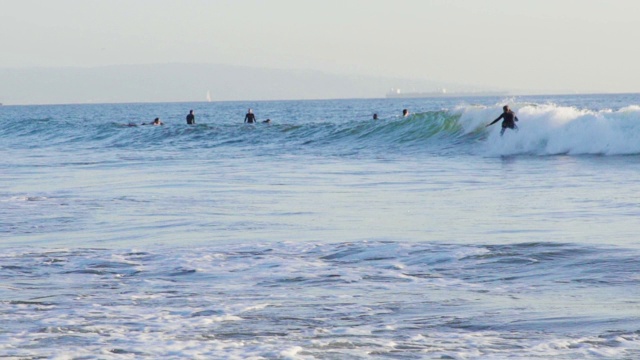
2,94,640,358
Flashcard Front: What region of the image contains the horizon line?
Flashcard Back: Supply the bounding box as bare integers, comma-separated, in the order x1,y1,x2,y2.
3,91,639,107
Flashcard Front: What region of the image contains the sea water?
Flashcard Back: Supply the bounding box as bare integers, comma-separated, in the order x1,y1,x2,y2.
1,94,640,359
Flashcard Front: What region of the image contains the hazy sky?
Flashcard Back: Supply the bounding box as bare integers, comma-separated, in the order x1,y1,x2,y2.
2,0,639,93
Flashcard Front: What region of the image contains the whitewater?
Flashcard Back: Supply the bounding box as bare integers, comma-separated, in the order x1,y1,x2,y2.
1,93,640,359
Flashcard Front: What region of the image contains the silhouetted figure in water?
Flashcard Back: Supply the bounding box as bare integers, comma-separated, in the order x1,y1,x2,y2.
244,109,256,123
141,118,164,126
373,113,378,120
186,110,195,125
263,119,271,123
402,109,409,117
487,105,519,136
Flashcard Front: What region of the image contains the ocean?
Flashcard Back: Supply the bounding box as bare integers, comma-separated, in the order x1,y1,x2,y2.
1,94,640,359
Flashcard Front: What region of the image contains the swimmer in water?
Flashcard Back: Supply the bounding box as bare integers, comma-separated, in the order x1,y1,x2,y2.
486,105,519,136
244,109,256,123
402,109,409,117
373,113,378,120
186,110,195,125
146,118,164,126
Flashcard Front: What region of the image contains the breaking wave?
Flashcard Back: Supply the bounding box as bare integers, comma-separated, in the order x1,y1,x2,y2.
3,102,640,156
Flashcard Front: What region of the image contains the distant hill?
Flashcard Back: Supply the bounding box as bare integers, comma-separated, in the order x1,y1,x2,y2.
0,63,504,105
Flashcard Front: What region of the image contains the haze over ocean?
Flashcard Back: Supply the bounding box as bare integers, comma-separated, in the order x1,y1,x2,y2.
2,93,640,358
3,1,640,99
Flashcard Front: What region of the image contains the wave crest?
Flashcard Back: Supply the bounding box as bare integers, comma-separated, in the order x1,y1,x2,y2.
4,102,640,156
470,103,640,156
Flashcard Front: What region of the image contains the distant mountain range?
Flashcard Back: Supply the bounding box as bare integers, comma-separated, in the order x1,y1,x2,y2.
0,63,508,105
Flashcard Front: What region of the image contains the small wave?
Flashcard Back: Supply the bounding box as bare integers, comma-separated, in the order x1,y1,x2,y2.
4,102,640,157
5,196,49,202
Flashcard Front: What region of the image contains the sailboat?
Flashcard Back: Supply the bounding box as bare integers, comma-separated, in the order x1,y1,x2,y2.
206,91,212,102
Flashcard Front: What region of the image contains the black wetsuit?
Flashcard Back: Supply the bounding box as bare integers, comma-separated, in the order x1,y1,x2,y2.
490,111,519,129
244,113,256,123
186,113,195,125
489,110,519,135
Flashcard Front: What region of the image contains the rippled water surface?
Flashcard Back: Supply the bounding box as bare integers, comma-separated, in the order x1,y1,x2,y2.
2,94,640,358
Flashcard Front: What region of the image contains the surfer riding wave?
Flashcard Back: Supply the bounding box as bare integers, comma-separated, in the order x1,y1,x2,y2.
487,105,519,136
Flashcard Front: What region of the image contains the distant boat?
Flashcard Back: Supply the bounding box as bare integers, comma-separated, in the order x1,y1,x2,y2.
386,88,507,99
206,91,212,102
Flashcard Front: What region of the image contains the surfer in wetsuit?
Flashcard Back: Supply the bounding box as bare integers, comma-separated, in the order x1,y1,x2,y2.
402,109,409,117
487,105,519,136
186,110,195,125
141,118,164,126
244,108,256,123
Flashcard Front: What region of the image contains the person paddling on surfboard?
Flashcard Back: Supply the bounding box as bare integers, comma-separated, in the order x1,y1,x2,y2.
487,105,519,136
141,118,164,126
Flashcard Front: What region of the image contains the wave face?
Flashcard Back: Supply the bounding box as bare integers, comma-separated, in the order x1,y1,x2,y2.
2,96,640,157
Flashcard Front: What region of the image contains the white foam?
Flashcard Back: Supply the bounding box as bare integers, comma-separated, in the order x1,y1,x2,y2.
2,242,639,359
457,102,640,156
